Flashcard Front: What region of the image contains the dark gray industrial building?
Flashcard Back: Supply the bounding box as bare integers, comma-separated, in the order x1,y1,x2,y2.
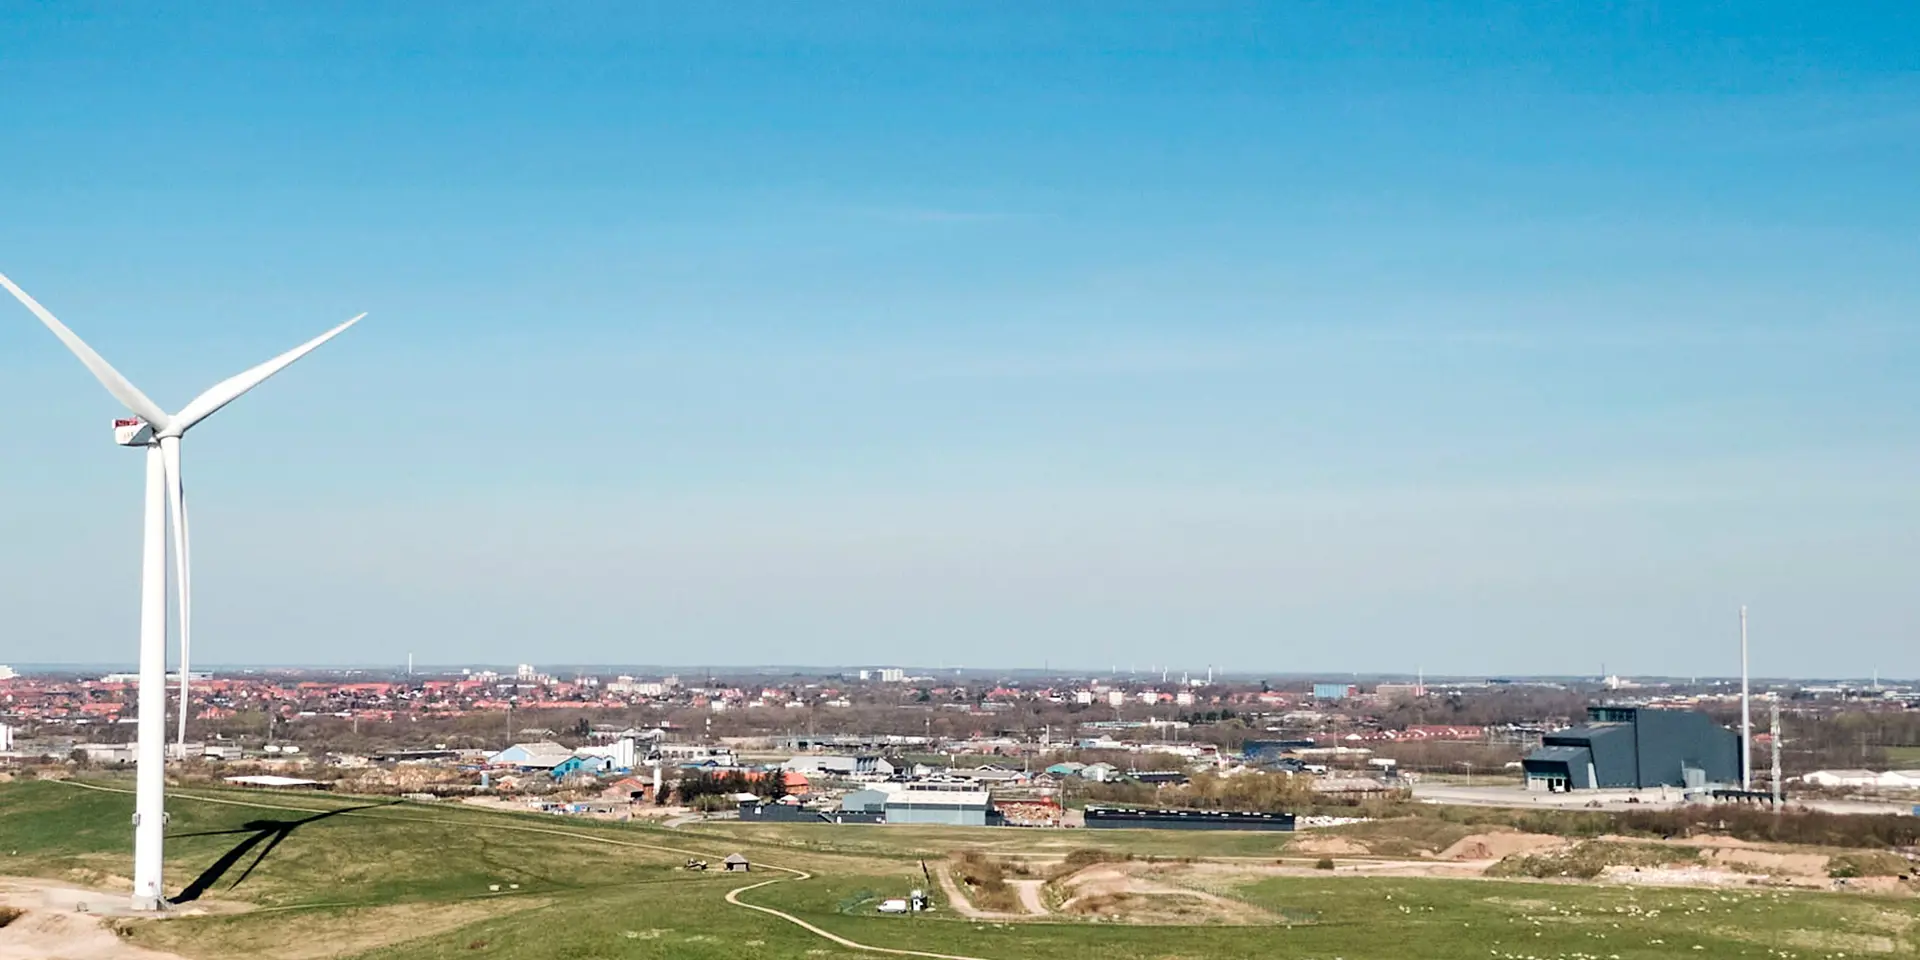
738,798,884,824
1521,706,1741,792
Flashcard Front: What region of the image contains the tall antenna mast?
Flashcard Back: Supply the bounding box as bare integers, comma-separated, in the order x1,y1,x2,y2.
1739,606,1752,792
1769,695,1783,809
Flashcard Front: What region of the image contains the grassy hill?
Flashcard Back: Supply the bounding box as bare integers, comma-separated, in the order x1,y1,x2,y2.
1,777,1915,960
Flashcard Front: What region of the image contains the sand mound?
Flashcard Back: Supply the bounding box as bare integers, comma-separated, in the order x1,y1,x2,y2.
1058,865,1132,900
1438,832,1566,862
1292,836,1370,856
0,910,186,960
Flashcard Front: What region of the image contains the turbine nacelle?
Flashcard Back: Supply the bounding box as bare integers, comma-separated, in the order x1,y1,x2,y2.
114,417,155,447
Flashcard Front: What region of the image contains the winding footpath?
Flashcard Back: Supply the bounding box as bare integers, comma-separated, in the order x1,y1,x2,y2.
53,780,993,960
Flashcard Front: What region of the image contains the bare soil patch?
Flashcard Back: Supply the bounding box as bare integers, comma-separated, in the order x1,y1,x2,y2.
1436,831,1567,862
1052,863,1273,925
1705,847,1828,877
0,910,187,960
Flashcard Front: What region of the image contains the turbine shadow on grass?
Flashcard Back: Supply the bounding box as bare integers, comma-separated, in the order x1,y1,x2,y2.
170,801,401,903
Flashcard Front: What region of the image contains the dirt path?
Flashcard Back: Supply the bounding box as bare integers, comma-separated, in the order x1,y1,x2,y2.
1012,880,1048,916
52,780,997,960
725,878,991,960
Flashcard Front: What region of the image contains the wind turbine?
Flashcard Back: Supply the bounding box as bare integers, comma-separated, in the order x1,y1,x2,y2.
0,271,362,911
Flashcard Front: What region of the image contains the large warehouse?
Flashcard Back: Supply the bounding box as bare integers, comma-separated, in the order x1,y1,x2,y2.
1522,706,1741,792
838,782,997,826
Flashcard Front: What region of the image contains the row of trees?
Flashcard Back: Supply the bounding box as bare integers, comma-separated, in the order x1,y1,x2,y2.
674,770,783,811
1078,770,1321,813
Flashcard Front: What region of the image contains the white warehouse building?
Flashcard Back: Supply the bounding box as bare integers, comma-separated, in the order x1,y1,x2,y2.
841,782,995,827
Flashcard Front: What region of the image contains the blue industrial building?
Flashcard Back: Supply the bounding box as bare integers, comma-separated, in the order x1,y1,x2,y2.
550,754,612,780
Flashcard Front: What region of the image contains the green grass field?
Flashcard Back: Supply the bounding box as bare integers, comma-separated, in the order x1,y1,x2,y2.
682,818,1301,860
0,777,1914,960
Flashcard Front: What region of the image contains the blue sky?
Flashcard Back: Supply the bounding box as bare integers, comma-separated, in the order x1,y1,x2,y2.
1,3,1915,676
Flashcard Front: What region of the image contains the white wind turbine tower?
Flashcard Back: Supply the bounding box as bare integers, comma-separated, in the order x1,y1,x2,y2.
1,272,361,911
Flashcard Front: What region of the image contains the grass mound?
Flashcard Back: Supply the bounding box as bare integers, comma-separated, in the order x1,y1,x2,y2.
1045,848,1129,881
1827,851,1913,878
1487,840,1701,879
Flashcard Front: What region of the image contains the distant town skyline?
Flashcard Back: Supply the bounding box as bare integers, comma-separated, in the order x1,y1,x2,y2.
0,662,1909,689
2,6,1916,676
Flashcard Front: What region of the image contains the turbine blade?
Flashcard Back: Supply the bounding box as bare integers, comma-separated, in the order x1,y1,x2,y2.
162,438,192,751
0,271,173,430
172,313,364,431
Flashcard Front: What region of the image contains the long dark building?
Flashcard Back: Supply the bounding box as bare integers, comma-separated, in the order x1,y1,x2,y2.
1084,806,1295,831
1242,739,1316,764
1521,706,1741,792
738,799,884,824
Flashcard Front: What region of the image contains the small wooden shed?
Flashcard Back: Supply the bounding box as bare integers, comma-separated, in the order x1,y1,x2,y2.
723,853,750,873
